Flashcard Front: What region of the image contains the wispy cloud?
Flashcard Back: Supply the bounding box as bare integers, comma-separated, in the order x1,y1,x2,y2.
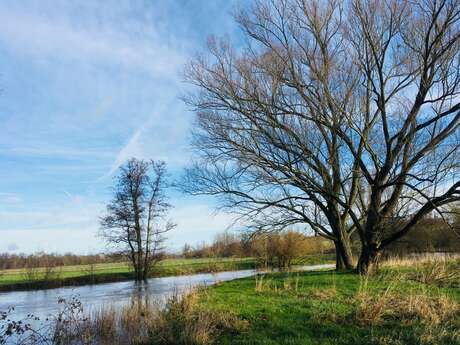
0,3,185,78
0,146,115,159
107,118,151,177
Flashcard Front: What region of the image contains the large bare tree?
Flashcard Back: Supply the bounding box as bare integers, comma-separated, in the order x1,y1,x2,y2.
339,0,460,273
100,159,176,281
183,0,460,273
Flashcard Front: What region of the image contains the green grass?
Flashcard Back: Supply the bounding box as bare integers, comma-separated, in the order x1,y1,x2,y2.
199,262,460,345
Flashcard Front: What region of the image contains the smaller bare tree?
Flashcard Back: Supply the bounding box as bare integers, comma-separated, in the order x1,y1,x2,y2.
100,158,176,281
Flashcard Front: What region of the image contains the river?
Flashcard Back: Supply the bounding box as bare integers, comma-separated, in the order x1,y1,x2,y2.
0,264,333,332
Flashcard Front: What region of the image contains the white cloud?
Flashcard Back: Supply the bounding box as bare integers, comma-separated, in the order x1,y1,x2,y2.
1,227,103,254
104,103,192,179
107,121,146,176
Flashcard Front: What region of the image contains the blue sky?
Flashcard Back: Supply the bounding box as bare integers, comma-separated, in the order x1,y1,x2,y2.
0,0,243,254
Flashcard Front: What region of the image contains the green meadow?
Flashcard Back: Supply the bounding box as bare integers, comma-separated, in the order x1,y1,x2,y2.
198,259,460,345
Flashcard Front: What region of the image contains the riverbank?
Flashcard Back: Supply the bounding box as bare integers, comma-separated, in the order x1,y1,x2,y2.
198,257,460,345
0,254,335,291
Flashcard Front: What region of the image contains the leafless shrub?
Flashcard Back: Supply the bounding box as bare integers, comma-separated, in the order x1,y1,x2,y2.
0,307,48,345
51,296,92,345
22,257,40,282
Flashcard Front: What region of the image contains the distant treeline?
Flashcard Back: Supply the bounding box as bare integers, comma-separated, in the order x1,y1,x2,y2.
0,252,125,270
2,215,457,271
383,217,460,254
184,214,460,267
348,215,460,257
182,231,334,268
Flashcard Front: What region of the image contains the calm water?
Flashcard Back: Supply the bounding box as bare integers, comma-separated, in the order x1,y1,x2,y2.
0,269,256,322
0,264,333,322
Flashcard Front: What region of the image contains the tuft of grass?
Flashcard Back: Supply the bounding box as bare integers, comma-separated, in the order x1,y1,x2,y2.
309,287,337,300
45,291,245,345
150,290,247,345
408,259,460,288
254,273,302,293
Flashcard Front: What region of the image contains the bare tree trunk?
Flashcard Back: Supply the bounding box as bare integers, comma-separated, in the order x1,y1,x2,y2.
357,243,380,275
334,234,354,271
328,211,355,270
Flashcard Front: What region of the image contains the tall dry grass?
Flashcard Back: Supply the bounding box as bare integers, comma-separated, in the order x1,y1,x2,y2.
380,252,460,268
350,265,460,345
354,281,459,326
381,253,460,288
4,289,245,345
254,273,301,293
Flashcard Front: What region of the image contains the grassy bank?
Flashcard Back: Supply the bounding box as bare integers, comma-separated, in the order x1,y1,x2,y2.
198,258,460,345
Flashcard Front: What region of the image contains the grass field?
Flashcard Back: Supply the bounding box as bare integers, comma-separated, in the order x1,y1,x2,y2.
197,258,460,345
0,254,335,291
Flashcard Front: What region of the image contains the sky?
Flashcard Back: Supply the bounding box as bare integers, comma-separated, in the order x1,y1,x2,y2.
0,0,244,254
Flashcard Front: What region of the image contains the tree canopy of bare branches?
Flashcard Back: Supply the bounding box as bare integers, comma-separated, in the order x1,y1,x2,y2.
100,159,176,281
182,0,460,274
